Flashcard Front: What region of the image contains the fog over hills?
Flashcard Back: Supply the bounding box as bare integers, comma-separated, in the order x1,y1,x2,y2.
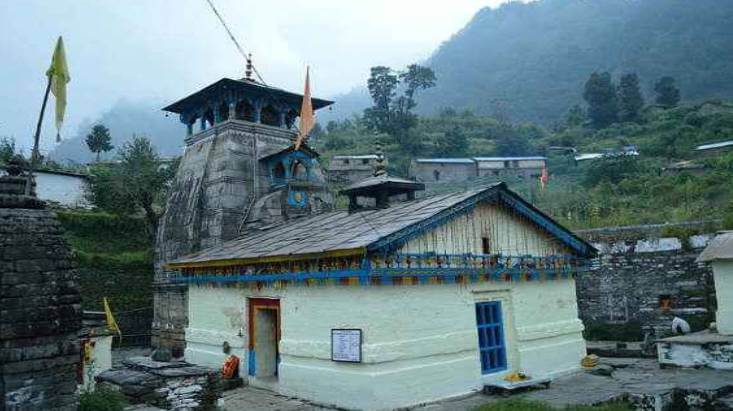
51,0,733,161
328,0,733,124
50,100,182,163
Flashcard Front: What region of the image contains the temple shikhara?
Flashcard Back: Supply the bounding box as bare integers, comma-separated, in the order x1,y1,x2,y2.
154,69,597,410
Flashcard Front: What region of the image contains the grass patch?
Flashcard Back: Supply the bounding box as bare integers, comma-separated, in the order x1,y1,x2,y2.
474,399,632,411
80,386,128,411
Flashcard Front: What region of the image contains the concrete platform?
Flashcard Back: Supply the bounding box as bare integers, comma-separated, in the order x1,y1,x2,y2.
657,330,733,369
219,358,733,410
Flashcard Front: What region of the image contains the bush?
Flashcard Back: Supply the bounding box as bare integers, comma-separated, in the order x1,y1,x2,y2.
80,387,128,411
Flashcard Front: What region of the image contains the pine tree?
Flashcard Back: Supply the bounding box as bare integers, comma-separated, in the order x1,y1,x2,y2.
583,72,618,129
617,73,644,123
85,124,114,162
654,76,681,108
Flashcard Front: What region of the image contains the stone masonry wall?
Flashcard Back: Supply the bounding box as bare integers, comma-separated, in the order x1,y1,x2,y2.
1,207,82,410
154,121,332,353
576,222,718,340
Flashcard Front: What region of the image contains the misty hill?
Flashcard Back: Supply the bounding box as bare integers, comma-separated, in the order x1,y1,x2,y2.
329,0,733,124
50,100,182,163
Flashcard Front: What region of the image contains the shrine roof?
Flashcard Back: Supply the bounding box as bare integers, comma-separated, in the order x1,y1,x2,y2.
166,183,596,269
697,231,733,262
162,78,334,114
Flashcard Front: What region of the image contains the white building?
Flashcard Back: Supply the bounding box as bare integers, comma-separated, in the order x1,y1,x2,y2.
0,167,89,208
166,182,596,410
697,231,733,335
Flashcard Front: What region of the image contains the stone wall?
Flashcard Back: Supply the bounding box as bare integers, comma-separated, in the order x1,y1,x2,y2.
154,121,332,352
576,222,718,340
0,180,82,410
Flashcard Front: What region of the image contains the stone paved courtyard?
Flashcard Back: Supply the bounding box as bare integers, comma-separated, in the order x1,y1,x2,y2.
215,358,733,411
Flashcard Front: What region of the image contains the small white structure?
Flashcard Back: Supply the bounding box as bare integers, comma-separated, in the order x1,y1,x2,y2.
166,183,595,410
0,167,89,208
698,231,733,335
657,231,733,369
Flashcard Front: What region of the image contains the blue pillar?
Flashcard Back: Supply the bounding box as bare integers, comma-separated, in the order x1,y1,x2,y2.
214,105,223,123
278,109,286,128
228,102,236,120
200,115,206,131
253,99,262,124
186,122,193,136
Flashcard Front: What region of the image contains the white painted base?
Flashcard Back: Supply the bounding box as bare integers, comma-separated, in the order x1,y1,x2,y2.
185,279,586,410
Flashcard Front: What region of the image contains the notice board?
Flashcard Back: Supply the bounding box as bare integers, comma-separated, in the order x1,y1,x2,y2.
331,329,362,363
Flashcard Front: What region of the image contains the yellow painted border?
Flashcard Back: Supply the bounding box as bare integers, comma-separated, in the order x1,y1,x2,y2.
164,247,366,270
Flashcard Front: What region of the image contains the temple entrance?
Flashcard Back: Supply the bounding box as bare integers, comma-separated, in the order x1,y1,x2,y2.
248,298,280,383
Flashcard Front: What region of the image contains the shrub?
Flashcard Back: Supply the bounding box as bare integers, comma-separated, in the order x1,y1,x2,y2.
80,387,128,411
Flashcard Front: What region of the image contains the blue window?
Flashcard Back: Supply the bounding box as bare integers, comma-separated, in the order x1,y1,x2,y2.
475,301,507,374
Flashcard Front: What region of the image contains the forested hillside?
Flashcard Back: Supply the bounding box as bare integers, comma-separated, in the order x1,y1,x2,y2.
328,0,733,124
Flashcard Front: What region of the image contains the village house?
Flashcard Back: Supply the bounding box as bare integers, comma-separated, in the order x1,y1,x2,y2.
326,154,381,185
0,166,89,208
411,157,547,184
164,172,596,409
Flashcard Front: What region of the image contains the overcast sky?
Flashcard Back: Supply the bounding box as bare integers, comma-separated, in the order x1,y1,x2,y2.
0,0,512,152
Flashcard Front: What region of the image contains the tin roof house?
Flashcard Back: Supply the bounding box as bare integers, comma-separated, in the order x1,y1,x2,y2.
166,152,596,409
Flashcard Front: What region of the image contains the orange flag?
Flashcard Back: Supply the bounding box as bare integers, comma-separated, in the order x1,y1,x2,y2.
294,66,314,150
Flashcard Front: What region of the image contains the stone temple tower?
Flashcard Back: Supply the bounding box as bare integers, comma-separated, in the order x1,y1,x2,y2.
154,75,334,353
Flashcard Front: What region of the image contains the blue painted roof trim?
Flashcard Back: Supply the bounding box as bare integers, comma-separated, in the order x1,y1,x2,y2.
366,183,597,257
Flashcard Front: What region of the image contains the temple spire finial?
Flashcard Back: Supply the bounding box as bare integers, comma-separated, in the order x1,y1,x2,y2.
374,137,387,177
245,53,253,80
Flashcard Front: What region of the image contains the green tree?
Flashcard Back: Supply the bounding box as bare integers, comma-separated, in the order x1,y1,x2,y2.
493,126,532,156
564,105,586,128
363,64,436,152
654,76,681,108
433,128,469,157
617,73,644,123
583,72,618,129
86,136,177,237
0,137,16,164
85,124,114,162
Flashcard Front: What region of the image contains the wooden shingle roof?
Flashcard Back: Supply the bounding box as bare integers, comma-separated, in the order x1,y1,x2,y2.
166,183,596,269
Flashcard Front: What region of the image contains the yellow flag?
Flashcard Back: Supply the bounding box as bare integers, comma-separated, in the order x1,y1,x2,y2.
294,66,314,150
46,36,70,141
103,297,122,340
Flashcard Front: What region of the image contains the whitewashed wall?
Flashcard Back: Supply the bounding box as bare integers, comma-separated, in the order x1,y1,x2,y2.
35,172,89,208
187,279,584,410
713,261,733,335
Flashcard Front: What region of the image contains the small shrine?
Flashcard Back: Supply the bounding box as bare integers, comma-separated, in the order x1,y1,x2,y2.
164,167,597,410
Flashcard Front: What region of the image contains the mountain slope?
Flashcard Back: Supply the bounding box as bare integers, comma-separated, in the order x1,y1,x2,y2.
331,0,733,124
50,100,182,163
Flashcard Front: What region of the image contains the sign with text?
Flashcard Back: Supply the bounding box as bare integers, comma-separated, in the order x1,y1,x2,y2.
331,329,362,363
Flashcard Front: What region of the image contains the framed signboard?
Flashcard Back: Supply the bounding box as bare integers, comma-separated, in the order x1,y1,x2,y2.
331,329,362,363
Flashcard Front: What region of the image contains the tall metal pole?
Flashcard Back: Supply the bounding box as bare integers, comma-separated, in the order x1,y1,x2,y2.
25,75,52,195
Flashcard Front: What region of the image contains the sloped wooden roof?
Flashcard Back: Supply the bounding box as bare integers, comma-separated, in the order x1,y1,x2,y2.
166,183,596,268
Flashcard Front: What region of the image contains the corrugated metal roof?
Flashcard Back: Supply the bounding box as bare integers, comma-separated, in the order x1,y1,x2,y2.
415,158,475,164
695,140,733,151
697,231,733,262
473,157,546,161
333,155,378,160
